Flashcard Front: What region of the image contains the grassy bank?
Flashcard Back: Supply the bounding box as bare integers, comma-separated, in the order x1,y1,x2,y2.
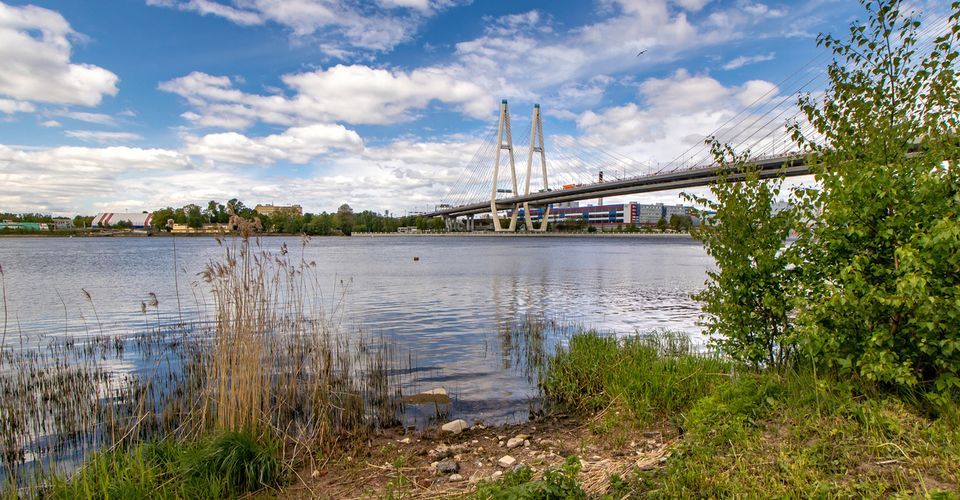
538,332,959,498
44,431,281,499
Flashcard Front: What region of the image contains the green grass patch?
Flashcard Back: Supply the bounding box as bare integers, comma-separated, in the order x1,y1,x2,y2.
542,331,734,427
44,430,283,499
472,456,586,500
543,332,960,497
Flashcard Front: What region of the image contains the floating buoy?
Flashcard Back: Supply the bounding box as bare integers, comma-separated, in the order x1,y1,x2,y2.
413,256,420,261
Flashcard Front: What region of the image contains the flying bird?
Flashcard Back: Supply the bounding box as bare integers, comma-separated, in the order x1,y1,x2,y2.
637,49,647,56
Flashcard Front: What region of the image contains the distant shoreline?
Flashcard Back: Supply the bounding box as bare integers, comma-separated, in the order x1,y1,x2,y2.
1,231,694,239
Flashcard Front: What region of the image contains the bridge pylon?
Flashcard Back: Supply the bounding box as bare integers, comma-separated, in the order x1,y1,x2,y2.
490,99,519,232
523,104,550,232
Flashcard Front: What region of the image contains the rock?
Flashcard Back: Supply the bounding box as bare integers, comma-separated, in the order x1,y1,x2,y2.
450,473,464,482
402,387,451,405
477,447,484,452
643,431,660,439
430,461,439,469
472,439,479,444
441,419,469,435
399,437,411,444
498,440,505,447
498,455,517,468
310,470,321,479
523,440,530,447
492,471,503,478
506,437,524,449
437,459,460,474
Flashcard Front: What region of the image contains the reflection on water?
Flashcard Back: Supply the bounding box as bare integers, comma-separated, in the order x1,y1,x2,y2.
0,235,710,426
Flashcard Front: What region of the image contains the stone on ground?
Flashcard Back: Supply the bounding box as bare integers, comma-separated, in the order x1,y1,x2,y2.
441,419,469,435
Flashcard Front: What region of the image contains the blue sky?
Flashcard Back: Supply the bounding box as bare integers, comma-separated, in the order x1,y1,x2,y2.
0,0,939,216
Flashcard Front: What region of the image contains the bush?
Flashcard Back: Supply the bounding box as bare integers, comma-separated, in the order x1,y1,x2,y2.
685,143,799,370
792,0,960,401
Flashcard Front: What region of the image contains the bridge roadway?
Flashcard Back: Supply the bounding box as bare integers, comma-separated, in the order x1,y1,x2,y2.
427,153,809,218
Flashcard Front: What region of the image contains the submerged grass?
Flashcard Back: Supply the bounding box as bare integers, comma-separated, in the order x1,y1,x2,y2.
542,331,960,498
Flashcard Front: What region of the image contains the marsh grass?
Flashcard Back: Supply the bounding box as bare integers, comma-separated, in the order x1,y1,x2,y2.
0,226,412,494
543,331,960,497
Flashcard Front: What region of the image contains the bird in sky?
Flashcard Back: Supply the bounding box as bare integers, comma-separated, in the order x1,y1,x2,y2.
637,49,647,56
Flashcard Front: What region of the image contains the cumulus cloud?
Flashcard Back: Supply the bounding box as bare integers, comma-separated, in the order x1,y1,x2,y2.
0,2,118,107
0,98,34,114
146,0,457,56
183,123,363,164
0,133,482,215
0,144,193,214
722,51,776,70
576,70,787,164
160,65,492,129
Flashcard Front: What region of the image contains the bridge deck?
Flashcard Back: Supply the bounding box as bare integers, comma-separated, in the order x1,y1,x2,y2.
428,153,808,218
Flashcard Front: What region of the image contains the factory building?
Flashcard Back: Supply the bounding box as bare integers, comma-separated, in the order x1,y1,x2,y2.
91,212,153,228
521,202,696,227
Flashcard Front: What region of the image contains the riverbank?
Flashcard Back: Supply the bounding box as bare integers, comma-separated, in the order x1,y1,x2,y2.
283,331,959,498
28,330,959,498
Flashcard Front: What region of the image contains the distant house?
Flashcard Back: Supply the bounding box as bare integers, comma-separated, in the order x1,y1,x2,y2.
92,212,153,228
254,204,302,217
52,217,74,230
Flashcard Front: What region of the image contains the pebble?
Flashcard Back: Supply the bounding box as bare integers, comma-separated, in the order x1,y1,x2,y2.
311,470,320,479
437,459,460,474
492,471,503,478
449,473,464,482
506,437,524,449
399,437,411,444
498,455,517,468
441,419,469,435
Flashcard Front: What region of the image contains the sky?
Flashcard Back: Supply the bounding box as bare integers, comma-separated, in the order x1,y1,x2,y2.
0,0,941,216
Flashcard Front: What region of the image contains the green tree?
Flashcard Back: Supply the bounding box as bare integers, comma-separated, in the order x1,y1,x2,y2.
792,0,960,398
685,143,799,369
337,203,354,236
185,204,204,229
655,217,667,231
152,208,175,231
669,214,693,232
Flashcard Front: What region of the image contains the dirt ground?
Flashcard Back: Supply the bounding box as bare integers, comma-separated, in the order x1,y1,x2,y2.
281,413,673,499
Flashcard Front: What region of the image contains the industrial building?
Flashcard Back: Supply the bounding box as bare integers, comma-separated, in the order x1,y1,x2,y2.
521,202,695,226
91,212,153,228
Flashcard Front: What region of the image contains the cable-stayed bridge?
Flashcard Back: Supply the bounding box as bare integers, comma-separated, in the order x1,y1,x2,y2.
425,8,949,232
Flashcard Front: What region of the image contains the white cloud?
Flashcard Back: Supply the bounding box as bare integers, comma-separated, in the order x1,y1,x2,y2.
0,134,481,215
0,2,118,106
147,0,457,56
183,123,363,164
41,119,61,127
0,98,34,114
160,65,492,129
722,51,776,70
54,110,117,125
576,70,787,165
65,130,144,143
0,144,193,214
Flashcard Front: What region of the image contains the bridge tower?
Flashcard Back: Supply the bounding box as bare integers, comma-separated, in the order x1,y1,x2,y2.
523,104,550,232
490,100,519,232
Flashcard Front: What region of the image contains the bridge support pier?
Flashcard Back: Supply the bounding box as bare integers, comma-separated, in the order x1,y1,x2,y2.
523,104,550,232
490,100,519,232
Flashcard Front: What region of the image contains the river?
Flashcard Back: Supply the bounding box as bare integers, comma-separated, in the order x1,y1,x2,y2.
0,234,711,424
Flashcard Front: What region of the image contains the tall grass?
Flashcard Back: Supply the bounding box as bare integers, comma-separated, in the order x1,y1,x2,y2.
0,225,411,493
